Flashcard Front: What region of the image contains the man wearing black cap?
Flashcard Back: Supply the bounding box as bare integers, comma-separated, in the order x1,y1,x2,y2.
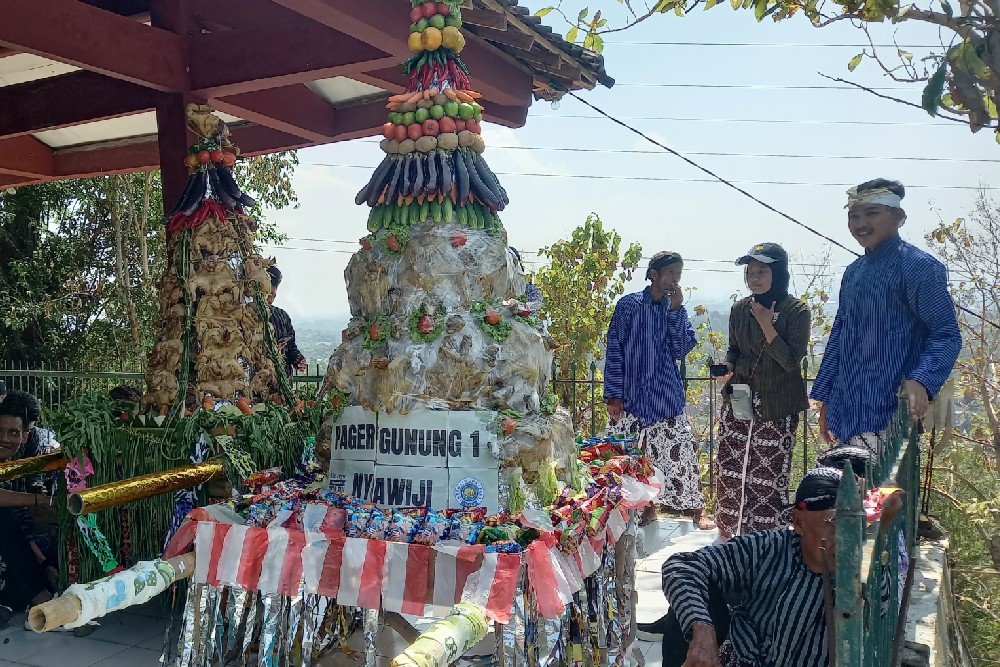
661,467,863,667
604,251,713,529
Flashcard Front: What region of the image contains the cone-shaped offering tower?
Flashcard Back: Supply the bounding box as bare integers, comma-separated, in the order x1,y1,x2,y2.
142,105,289,413
319,0,575,508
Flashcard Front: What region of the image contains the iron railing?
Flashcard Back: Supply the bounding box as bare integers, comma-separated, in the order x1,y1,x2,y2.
834,401,920,667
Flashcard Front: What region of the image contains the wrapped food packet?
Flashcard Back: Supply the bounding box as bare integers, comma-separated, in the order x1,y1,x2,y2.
412,510,449,546
386,508,425,542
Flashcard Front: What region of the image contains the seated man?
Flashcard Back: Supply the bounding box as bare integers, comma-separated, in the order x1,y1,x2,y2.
0,397,57,626
661,465,904,667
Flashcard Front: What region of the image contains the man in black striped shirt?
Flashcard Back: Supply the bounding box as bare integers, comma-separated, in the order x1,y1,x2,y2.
662,468,846,666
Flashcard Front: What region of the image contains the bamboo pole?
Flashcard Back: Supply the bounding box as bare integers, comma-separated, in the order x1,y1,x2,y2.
28,553,196,632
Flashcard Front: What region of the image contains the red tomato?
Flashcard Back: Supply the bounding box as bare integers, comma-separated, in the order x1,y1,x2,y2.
421,2,437,17
209,149,225,162
409,6,423,22
196,150,211,163
438,116,456,133
421,119,440,136
466,119,481,134
407,123,423,141
394,124,408,142
382,122,396,139
454,119,467,132
222,152,237,167
436,2,451,15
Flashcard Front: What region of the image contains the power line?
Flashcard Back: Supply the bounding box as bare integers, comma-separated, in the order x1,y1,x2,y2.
265,244,835,274
615,82,912,91
282,237,839,267
300,163,1000,191
535,79,999,328
607,41,945,48
524,114,951,128
356,140,1000,164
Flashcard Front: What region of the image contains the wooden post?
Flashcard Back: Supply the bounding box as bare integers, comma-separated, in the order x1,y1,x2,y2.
834,462,864,667
149,0,195,208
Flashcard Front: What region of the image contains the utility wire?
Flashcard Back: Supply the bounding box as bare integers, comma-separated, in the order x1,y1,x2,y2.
301,163,1000,192
356,140,1000,163
525,114,953,127
539,81,999,328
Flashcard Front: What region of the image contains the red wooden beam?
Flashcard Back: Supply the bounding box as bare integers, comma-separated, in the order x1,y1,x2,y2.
191,0,306,31
271,0,533,107
0,0,188,92
188,22,392,97
0,71,156,141
0,136,55,178
212,85,338,142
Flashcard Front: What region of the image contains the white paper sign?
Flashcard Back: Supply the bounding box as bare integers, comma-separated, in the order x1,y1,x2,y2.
327,407,501,511
367,465,450,509
328,406,378,461
447,467,500,511
327,460,375,497
375,408,498,469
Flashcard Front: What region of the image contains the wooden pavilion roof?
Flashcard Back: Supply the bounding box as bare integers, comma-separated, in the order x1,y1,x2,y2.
0,0,612,190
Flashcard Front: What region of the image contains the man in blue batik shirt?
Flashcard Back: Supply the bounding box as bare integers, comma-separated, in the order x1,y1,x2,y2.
811,179,961,452
604,251,714,529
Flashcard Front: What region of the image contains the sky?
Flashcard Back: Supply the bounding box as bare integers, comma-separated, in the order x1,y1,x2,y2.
263,4,998,324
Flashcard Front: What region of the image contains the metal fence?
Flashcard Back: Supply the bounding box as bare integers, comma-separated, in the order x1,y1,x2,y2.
834,403,919,667
2,359,824,492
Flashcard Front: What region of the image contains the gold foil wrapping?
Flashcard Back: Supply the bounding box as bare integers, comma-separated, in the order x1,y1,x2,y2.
68,460,225,515
0,452,67,482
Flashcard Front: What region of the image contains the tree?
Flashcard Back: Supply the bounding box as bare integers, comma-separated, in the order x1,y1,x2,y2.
534,213,643,432
535,0,1000,137
0,152,298,370
925,191,1000,662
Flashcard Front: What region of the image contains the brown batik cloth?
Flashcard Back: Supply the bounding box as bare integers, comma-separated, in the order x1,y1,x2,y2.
714,397,798,537
610,412,705,511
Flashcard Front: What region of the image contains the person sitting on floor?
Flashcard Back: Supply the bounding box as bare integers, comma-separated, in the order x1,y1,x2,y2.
660,464,905,667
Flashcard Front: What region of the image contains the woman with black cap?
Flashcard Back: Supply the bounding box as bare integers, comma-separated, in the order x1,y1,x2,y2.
714,243,810,541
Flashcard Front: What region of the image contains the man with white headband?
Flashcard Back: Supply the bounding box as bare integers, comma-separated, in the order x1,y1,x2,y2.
810,178,961,452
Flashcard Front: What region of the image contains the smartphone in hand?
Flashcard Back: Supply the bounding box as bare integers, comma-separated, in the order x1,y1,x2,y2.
709,364,729,377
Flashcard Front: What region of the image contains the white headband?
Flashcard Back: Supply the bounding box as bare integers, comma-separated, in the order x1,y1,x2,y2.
846,186,902,210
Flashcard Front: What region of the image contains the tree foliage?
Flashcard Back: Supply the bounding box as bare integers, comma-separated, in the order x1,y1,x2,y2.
925,191,1000,662
0,153,298,369
534,213,643,432
536,0,1000,137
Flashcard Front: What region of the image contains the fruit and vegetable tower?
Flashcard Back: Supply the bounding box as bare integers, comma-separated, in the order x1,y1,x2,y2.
141,106,286,414
318,0,575,508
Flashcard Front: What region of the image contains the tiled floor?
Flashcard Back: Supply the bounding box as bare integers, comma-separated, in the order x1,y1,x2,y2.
0,517,715,666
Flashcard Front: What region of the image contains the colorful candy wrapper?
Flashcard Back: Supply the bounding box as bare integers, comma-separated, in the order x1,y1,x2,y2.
346,503,375,538
361,507,391,540
386,509,423,543
486,539,522,553
245,467,282,493
449,517,484,544
446,507,487,522
412,510,449,546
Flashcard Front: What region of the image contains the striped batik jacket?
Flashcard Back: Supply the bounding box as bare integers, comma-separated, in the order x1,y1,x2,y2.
811,236,961,442
603,287,697,427
662,529,831,667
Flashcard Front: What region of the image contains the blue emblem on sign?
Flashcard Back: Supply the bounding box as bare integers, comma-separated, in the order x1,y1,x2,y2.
454,477,485,507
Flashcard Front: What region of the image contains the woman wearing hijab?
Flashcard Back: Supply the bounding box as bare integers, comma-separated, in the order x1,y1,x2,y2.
714,243,810,540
